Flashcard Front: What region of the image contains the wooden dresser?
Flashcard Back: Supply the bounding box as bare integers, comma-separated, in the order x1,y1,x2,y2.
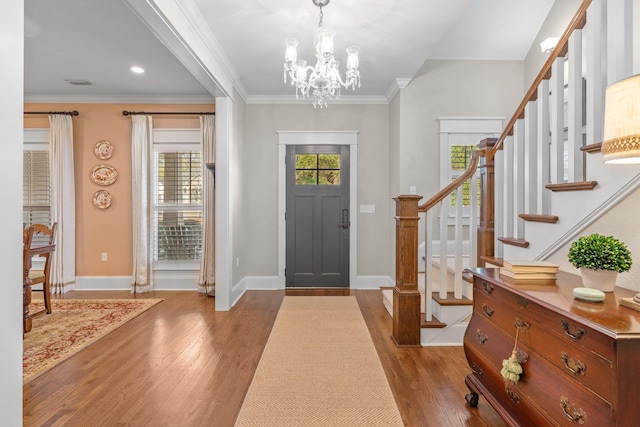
464,268,640,426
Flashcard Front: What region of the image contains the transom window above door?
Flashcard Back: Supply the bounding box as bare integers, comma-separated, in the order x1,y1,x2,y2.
295,153,341,185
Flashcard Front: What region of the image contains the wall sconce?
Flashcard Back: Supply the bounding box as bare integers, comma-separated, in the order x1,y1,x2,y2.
602,74,640,164
540,37,559,54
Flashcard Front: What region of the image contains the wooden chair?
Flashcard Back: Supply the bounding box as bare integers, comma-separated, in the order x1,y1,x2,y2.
23,226,35,286
28,223,57,314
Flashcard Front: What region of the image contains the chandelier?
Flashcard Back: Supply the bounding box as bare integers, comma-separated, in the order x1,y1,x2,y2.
283,0,360,108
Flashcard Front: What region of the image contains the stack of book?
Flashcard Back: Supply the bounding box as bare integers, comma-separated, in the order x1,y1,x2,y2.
499,260,559,281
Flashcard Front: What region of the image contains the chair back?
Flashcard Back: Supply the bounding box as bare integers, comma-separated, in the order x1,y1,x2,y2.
23,225,35,281
32,223,57,246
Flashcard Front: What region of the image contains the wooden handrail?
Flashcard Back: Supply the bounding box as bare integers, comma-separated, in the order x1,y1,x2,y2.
419,149,481,213
489,0,592,157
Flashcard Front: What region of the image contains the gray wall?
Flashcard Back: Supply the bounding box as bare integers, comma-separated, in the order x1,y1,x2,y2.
242,104,391,278
392,60,525,207
524,0,583,88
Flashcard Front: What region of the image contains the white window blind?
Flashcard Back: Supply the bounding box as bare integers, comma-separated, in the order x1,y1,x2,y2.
153,132,203,262
23,149,51,229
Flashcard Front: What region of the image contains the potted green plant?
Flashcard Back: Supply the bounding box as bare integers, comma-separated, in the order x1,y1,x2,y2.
568,233,632,292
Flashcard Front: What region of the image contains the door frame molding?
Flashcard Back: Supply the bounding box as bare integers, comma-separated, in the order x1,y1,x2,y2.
277,131,359,289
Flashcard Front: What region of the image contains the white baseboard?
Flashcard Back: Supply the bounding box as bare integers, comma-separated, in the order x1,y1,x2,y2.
238,275,393,291
353,276,394,289
75,270,200,291
75,276,132,291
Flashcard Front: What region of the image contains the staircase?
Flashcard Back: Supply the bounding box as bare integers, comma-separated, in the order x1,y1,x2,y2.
388,0,640,347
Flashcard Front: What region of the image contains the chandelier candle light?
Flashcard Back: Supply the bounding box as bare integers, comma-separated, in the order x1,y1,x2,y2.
283,0,360,108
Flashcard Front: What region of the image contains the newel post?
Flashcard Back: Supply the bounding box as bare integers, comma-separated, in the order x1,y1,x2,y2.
477,138,497,266
392,195,422,347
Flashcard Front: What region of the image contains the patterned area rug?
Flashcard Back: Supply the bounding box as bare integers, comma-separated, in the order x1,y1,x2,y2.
234,296,404,427
23,298,162,384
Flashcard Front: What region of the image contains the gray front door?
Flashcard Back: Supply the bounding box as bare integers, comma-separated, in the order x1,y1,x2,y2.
286,145,349,288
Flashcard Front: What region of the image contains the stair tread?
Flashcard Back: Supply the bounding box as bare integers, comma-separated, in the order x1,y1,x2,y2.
545,181,597,192
581,142,602,153
431,292,473,306
420,314,446,328
498,237,530,248
518,214,559,223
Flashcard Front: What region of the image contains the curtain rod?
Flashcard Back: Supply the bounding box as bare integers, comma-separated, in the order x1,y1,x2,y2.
24,110,79,116
122,110,214,116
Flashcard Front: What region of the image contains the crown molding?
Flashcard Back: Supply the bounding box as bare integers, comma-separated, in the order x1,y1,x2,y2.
385,78,412,102
24,94,215,104
246,95,389,105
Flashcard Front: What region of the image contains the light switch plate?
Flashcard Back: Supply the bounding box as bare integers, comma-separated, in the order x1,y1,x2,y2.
360,204,375,214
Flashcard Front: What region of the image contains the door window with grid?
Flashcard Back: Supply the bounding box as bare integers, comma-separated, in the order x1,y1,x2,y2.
23,131,51,229
153,130,202,263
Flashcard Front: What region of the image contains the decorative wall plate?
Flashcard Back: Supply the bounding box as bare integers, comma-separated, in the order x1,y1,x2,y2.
90,164,118,186
94,140,114,160
93,190,112,209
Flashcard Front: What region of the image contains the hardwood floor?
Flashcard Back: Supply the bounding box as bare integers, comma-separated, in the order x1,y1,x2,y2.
23,290,506,426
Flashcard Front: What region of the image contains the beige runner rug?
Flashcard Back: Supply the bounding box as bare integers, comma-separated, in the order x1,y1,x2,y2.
235,296,404,426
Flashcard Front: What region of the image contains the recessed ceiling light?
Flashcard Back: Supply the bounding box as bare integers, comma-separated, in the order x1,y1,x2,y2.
130,66,145,74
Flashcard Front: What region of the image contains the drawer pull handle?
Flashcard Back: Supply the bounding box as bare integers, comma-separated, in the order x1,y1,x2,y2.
506,386,520,404
515,296,529,308
561,320,585,341
481,282,494,294
514,318,530,332
561,352,586,375
471,363,484,376
560,396,586,424
482,304,494,317
476,330,488,344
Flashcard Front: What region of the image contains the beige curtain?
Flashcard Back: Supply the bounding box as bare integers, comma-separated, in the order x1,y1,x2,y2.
131,115,154,293
198,115,215,295
48,114,75,293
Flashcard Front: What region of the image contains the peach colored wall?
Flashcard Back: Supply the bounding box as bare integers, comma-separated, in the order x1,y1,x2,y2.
24,103,214,277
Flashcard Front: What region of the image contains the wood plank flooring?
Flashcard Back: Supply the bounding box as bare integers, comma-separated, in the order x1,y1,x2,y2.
23,290,506,427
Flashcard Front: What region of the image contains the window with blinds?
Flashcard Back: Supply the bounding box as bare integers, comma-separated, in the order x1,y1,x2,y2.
153,150,203,261
23,150,51,227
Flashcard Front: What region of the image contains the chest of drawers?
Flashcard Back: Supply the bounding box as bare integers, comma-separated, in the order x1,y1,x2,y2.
464,268,640,426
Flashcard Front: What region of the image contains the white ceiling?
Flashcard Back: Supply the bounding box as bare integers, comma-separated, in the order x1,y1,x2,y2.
24,0,556,103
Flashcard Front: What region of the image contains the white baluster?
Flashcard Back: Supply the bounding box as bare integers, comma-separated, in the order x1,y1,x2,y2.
439,198,448,300
567,29,583,182
494,149,504,260
550,57,565,183
513,119,525,238
537,80,551,214
454,186,463,300
524,100,538,214
425,209,433,322
586,0,606,146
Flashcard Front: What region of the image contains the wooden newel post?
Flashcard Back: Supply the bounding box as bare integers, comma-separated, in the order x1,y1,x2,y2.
392,195,422,347
477,138,497,266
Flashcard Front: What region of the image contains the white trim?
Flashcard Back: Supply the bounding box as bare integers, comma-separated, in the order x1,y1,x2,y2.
277,131,359,289
438,117,504,134
24,94,215,104
235,275,390,291
152,128,200,144
246,95,388,105
353,276,394,289
385,78,411,102
241,276,279,290
214,97,233,310
23,128,49,144
75,272,200,291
